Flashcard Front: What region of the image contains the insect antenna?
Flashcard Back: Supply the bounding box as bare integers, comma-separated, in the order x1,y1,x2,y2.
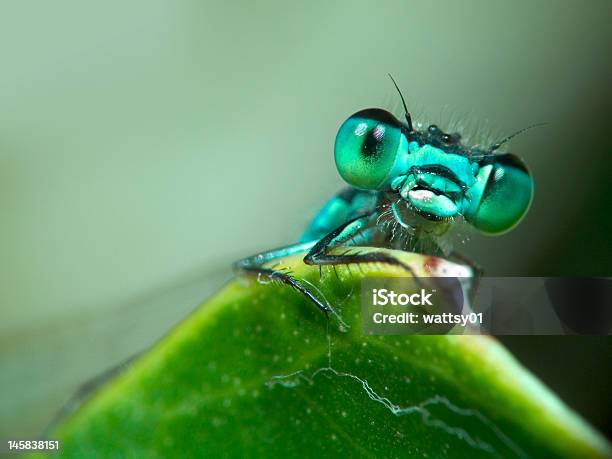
490,122,547,152
388,74,414,132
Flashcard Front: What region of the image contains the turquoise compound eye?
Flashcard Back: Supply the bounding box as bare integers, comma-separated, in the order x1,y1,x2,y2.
334,108,406,190
467,154,534,234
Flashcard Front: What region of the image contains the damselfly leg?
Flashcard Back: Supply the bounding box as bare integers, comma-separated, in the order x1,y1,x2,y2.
233,241,333,315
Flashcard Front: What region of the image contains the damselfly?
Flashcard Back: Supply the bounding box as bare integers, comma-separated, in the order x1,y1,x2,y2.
235,77,534,315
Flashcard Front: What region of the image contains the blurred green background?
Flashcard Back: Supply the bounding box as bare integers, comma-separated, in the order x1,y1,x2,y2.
1,0,610,443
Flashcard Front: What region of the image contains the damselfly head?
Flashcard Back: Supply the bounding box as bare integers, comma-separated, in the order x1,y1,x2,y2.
333,103,534,235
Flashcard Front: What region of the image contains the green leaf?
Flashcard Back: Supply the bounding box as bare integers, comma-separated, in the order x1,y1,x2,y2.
46,250,610,458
